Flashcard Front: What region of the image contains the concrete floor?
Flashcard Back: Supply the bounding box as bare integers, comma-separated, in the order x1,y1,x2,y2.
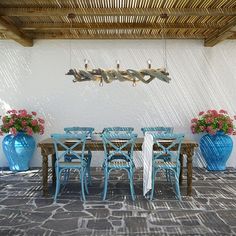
0,167,236,235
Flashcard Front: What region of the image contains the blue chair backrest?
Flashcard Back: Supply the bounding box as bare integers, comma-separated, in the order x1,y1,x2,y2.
51,133,87,164
101,132,137,163
152,133,184,161
64,127,94,138
141,127,173,135
103,127,134,135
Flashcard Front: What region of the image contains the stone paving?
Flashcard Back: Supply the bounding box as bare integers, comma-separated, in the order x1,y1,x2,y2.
0,167,236,235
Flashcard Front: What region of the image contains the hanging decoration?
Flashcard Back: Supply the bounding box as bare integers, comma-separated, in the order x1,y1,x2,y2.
66,13,171,86
66,60,171,86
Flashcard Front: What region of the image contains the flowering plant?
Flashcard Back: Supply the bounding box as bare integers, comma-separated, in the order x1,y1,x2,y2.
191,109,236,135
0,109,45,136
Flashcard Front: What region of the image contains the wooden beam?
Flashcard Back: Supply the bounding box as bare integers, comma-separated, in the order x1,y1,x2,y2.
0,32,7,39
0,17,33,46
0,8,236,17
204,17,236,46
20,22,221,31
30,32,205,40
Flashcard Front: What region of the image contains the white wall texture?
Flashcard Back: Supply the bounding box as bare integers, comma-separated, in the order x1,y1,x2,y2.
0,39,236,168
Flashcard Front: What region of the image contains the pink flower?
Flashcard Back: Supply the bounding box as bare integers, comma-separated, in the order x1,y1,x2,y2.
39,124,44,131
21,120,27,126
9,119,14,126
228,128,233,134
26,127,33,136
39,124,44,134
19,113,27,118
234,115,236,120
18,110,28,118
3,124,9,129
206,126,213,132
199,126,205,131
10,127,17,135
38,118,45,124
211,110,217,114
18,109,27,114
7,109,17,114
0,130,3,136
191,128,196,134
199,111,204,116
191,125,196,134
191,118,198,123
31,119,38,126
219,109,228,114
206,117,213,124
32,111,37,116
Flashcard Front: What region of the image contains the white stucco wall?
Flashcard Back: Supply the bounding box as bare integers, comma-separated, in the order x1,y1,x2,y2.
0,39,236,168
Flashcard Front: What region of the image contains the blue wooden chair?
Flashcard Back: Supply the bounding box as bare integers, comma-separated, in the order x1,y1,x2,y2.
64,127,94,185
101,132,137,201
103,127,134,134
141,127,174,135
51,133,88,202
150,133,184,200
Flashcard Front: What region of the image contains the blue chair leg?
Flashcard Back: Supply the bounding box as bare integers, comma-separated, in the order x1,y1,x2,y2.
80,169,86,201
87,151,92,185
54,169,63,202
150,168,156,200
63,157,71,183
129,170,135,201
165,170,169,182
174,170,181,200
102,169,109,201
84,170,89,195
63,169,70,184
165,169,172,183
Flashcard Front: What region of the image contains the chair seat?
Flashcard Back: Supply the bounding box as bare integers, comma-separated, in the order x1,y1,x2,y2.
109,154,130,161
57,161,82,168
154,160,177,168
108,160,131,168
65,153,91,162
154,154,171,160
65,152,91,158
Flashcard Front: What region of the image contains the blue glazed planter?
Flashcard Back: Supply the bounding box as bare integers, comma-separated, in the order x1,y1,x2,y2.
2,132,36,171
200,131,233,171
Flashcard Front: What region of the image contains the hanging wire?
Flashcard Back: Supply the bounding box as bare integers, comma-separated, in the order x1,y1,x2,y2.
161,14,168,72
68,13,76,69
69,19,72,68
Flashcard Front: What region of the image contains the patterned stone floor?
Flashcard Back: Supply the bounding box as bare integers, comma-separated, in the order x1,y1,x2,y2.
0,167,236,235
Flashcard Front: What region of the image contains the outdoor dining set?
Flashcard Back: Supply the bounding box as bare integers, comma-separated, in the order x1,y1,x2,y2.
37,126,196,203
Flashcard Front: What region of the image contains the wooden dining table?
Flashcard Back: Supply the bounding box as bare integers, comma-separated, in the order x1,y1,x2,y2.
38,137,198,197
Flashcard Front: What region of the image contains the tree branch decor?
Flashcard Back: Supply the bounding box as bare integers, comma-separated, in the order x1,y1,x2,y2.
66,60,171,86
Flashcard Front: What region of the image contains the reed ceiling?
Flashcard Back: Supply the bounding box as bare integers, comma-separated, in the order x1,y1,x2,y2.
0,0,235,47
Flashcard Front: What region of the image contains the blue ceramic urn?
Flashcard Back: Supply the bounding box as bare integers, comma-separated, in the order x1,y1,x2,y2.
2,132,36,171
200,131,233,171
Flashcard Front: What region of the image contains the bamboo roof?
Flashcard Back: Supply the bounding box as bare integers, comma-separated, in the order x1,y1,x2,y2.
0,0,235,47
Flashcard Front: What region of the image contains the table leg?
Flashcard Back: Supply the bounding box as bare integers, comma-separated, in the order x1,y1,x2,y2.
51,154,56,186
42,152,49,196
179,153,184,185
186,147,193,196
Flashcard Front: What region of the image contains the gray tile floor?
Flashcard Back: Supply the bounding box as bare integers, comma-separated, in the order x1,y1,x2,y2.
0,167,236,235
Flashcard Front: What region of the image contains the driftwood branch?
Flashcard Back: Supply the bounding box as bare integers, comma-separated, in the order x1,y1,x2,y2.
66,68,171,85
